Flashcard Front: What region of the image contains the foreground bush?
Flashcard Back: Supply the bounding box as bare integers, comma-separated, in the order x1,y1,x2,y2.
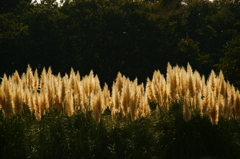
0,103,240,159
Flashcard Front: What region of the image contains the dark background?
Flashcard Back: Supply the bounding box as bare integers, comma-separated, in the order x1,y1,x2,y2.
1,0,240,88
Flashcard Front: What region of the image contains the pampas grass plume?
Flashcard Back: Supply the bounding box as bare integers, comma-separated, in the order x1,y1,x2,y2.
111,83,120,113
218,95,224,117
26,64,33,89
183,97,191,122
121,79,130,117
66,91,74,116
12,70,21,85
146,77,156,103
34,92,41,121
202,87,209,116
12,86,23,114
188,75,195,98
1,62,240,124
92,91,102,124
129,78,139,120
209,92,219,124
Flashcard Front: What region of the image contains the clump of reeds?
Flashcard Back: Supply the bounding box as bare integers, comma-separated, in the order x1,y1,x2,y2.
0,63,239,124
146,63,240,124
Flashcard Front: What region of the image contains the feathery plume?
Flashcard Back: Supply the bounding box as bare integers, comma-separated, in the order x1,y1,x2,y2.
183,97,191,122
12,86,23,114
65,90,74,116
121,79,130,117
33,69,39,92
91,91,102,124
146,77,156,103
34,92,41,121
217,95,224,117
209,92,219,124
26,64,33,90
129,78,139,120
188,75,195,98
112,83,120,113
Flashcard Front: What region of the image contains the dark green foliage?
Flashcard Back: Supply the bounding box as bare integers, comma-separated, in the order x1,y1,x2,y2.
0,114,26,159
0,0,31,13
154,103,240,159
1,104,240,159
1,0,240,88
219,35,240,88
0,1,233,84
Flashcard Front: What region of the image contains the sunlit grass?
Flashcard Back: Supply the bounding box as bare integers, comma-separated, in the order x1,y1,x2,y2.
1,63,240,158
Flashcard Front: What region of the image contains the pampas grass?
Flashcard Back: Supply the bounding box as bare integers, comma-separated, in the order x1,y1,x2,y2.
0,63,239,124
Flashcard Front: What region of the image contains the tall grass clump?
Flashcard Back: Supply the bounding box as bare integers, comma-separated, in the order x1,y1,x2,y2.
1,63,240,123
0,63,240,159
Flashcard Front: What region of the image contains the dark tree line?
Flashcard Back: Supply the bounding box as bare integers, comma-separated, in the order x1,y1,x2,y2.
1,0,240,88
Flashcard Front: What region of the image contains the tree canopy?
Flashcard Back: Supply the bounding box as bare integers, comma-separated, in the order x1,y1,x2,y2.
1,0,240,88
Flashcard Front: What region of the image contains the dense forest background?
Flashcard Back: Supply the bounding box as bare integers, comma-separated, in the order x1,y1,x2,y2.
1,0,240,88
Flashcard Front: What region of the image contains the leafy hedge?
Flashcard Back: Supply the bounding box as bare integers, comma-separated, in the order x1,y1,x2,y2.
1,103,240,159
